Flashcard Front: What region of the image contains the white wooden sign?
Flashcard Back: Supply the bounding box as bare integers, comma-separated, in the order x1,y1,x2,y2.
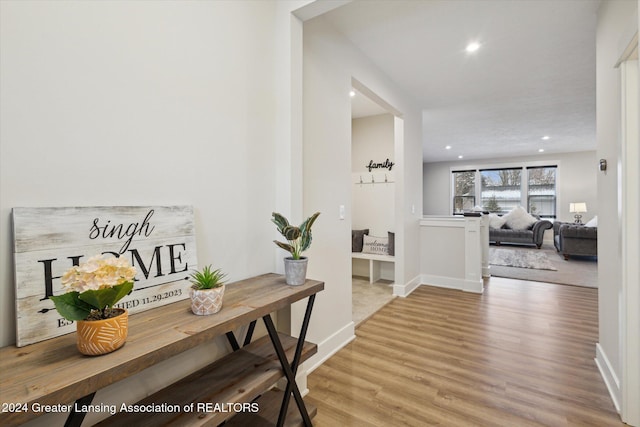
12,205,198,347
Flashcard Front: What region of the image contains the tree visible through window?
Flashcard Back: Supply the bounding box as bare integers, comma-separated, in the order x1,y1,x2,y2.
450,165,557,217
480,168,521,214
527,166,556,218
452,170,475,214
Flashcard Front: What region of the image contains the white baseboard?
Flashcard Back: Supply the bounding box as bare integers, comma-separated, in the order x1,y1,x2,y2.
393,274,421,297
465,278,484,293
595,343,621,413
421,273,484,293
306,321,355,373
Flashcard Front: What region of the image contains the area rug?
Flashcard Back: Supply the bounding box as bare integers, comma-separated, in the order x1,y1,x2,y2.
488,244,597,288
490,248,557,271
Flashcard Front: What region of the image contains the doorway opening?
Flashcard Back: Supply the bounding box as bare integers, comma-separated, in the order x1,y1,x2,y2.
350,81,401,327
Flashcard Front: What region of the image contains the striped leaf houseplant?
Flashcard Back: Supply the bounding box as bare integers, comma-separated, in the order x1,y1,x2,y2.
272,211,320,285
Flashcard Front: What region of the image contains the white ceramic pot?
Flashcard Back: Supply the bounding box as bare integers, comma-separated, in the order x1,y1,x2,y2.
190,285,225,315
284,257,308,286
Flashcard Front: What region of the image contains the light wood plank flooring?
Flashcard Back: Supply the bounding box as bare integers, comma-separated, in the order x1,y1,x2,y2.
307,277,624,426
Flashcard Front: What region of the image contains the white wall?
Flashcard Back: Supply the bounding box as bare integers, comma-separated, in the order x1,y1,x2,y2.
352,114,395,174
352,114,395,237
300,14,423,367
595,0,638,418
423,151,598,223
0,1,279,425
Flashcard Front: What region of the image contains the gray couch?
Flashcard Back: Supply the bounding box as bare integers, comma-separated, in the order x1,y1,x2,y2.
553,222,597,259
489,218,553,249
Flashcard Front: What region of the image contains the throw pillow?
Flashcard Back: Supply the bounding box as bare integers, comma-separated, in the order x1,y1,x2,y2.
387,231,395,256
362,235,389,255
488,213,506,229
585,216,598,227
352,229,369,252
502,206,537,231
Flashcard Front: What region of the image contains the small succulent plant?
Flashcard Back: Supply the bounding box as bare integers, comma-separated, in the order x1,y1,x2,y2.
189,265,227,290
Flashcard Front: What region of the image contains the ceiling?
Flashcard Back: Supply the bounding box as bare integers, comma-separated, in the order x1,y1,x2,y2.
324,0,600,163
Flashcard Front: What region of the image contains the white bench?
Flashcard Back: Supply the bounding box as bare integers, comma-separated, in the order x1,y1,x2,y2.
351,252,395,284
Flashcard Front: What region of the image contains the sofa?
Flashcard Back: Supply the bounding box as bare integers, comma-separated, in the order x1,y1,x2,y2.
487,207,553,248
553,221,597,259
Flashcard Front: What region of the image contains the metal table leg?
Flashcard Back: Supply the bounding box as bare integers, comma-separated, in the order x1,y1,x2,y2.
263,293,316,427
225,331,241,351
64,392,96,427
225,320,257,351
243,320,257,347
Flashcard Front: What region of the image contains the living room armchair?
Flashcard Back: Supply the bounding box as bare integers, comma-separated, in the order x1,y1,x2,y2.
553,222,598,260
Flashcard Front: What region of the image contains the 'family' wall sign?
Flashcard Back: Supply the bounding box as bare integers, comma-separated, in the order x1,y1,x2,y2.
12,205,197,346
366,158,394,172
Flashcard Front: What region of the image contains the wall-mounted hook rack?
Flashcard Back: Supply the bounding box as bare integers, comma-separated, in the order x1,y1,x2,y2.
352,172,395,185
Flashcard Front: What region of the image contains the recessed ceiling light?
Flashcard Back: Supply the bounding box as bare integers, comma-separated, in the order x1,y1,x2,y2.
458,155,464,159
349,90,356,97
465,42,481,53
542,136,550,140
445,145,452,150
538,148,545,153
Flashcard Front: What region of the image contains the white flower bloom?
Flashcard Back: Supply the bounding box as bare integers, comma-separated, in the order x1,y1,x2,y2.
59,255,137,293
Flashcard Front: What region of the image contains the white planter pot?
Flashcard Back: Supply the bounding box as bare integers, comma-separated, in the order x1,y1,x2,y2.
284,257,308,286
190,285,225,315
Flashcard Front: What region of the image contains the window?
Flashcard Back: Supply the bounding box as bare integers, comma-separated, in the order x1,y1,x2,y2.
480,168,521,214
452,170,475,214
527,166,556,218
451,164,557,218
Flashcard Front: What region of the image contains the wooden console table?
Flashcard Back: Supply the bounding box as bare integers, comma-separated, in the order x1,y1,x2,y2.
0,273,323,426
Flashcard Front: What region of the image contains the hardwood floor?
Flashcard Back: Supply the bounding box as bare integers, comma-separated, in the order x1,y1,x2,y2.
306,278,624,426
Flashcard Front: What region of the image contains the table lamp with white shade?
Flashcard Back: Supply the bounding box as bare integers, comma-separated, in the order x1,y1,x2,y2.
569,202,587,224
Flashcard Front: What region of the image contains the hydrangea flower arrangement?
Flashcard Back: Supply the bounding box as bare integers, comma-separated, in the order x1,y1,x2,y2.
49,255,137,321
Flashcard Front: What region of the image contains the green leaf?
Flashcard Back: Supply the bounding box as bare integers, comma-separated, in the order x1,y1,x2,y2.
110,281,134,304
300,212,320,235
271,212,290,234
300,231,313,253
283,225,301,241
79,288,117,310
79,282,133,310
299,212,320,252
274,240,294,255
49,292,92,321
